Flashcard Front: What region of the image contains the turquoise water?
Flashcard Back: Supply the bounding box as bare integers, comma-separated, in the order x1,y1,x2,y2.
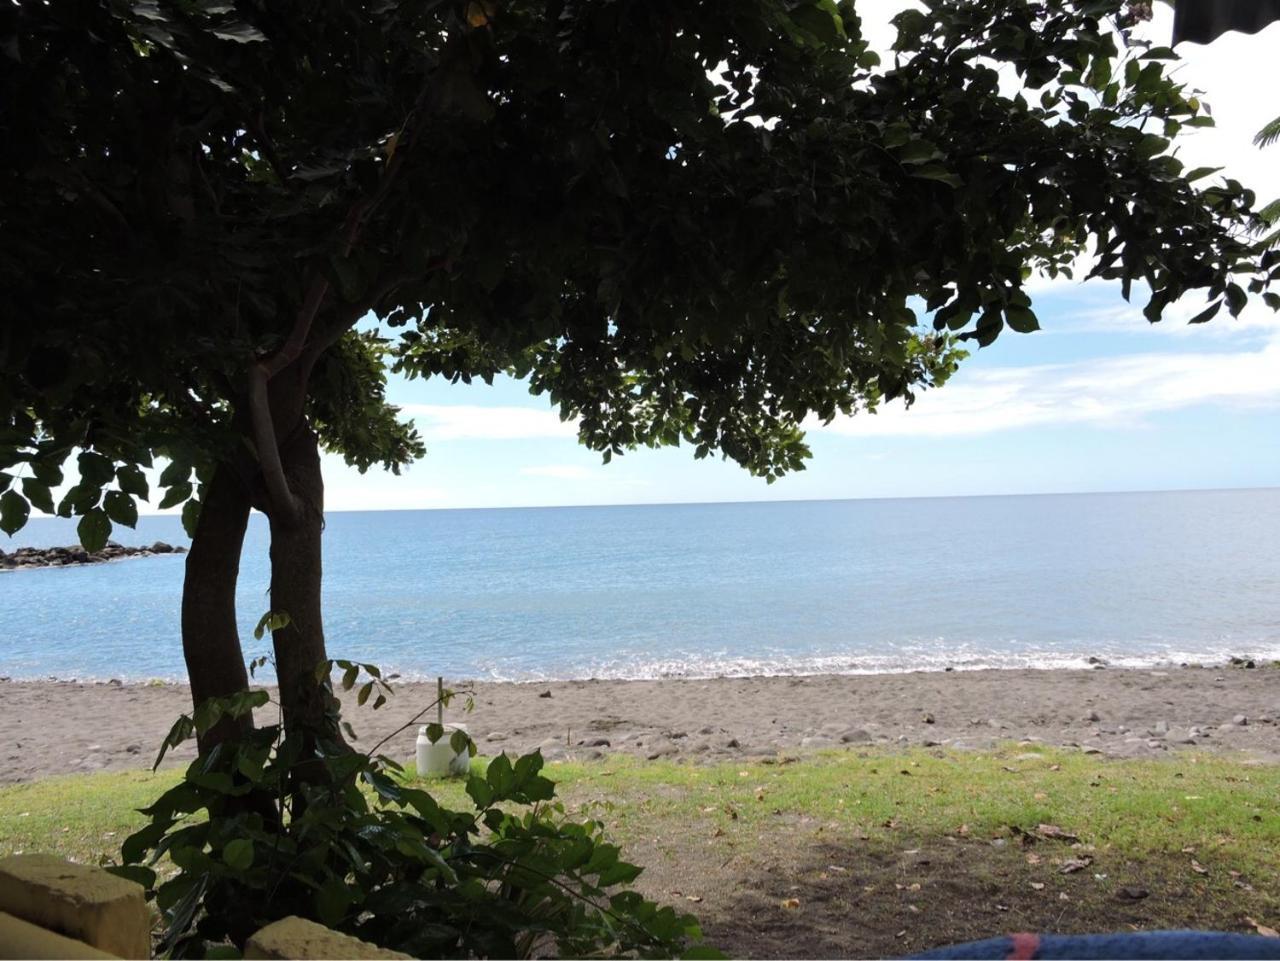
2,489,1279,681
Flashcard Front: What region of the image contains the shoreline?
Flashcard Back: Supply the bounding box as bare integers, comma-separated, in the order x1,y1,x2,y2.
2,664,1278,783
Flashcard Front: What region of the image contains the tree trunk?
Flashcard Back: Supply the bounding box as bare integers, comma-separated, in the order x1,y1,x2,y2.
267,423,338,750
182,461,253,752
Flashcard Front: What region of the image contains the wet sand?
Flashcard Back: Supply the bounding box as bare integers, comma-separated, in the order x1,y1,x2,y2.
2,665,1278,783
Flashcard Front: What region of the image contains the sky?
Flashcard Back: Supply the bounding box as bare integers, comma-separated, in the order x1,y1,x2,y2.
319,3,1280,512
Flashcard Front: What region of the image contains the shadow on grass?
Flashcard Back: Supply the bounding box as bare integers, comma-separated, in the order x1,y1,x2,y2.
630,830,1280,958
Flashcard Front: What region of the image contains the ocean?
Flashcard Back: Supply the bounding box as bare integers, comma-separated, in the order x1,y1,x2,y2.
2,489,1278,682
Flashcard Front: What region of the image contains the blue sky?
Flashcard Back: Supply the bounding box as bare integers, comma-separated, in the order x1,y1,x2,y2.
324,5,1280,511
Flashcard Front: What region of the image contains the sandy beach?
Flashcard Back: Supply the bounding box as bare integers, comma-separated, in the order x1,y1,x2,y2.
1,665,1277,782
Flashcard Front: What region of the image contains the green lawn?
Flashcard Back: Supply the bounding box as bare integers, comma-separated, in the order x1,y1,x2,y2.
3,746,1278,957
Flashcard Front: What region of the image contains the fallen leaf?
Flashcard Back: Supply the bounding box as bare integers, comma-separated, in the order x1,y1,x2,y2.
1034,791,1048,801
686,895,702,903
995,904,1010,912
1049,764,1061,771
1245,918,1279,938
1030,882,1046,891
1061,856,1094,874
1059,892,1070,901
701,806,717,813
1182,846,1197,854
1191,860,1209,875
1026,853,1043,865
780,898,801,910
957,823,970,836
828,865,848,873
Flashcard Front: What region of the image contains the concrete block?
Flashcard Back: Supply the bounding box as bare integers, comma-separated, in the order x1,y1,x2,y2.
0,910,118,959
0,854,149,959
245,916,412,960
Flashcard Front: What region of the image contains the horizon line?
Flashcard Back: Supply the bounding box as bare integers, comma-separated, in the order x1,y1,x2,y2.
101,483,1279,519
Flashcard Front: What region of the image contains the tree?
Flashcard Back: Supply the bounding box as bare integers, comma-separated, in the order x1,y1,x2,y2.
2,0,1276,751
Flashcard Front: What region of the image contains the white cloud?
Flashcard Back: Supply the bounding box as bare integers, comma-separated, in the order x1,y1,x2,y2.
404,404,578,442
814,332,1280,438
518,464,594,480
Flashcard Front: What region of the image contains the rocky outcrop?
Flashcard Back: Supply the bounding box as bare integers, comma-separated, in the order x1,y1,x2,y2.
0,541,186,571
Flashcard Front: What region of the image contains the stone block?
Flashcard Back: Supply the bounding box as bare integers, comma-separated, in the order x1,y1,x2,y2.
245,916,412,960
0,855,149,959
0,910,118,959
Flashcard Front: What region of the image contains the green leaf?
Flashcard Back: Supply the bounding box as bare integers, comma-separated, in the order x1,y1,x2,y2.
21,478,54,515
0,490,30,535
1004,305,1040,334
342,664,359,690
158,460,190,487
909,165,962,188
357,681,373,706
158,483,193,510
1187,300,1221,324
223,838,254,871
1225,282,1247,317
117,464,149,499
104,490,138,528
106,864,157,891
77,508,112,552
315,878,351,927
1184,166,1222,183
182,498,202,538
78,450,115,486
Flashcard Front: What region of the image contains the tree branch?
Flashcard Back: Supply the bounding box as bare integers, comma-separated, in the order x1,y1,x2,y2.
248,362,303,525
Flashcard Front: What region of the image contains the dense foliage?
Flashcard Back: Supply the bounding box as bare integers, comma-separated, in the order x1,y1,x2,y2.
111,666,709,959
3,0,1275,545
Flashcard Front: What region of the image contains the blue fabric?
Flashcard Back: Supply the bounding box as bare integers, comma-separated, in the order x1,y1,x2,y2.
910,931,1280,960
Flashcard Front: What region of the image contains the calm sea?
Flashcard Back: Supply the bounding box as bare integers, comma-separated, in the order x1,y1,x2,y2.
2,489,1278,682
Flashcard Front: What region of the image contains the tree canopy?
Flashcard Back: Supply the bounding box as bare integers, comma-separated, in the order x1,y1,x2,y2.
3,0,1275,550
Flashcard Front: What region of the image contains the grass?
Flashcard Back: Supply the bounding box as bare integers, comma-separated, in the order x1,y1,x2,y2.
3,746,1278,956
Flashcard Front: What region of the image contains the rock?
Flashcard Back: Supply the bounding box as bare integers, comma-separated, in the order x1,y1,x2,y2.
646,742,679,760
581,737,610,748
698,726,716,735
1153,720,1169,734
124,744,141,755
1087,710,1102,723
800,736,834,749
840,728,873,744
1117,726,1129,735
1233,714,1248,726
922,712,935,724
484,732,508,742
922,739,942,747
1087,656,1107,665
724,737,740,749
944,666,955,672
150,541,173,554
537,690,552,699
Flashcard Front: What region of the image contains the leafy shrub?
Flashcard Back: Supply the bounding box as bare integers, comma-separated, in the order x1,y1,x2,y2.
109,661,714,959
